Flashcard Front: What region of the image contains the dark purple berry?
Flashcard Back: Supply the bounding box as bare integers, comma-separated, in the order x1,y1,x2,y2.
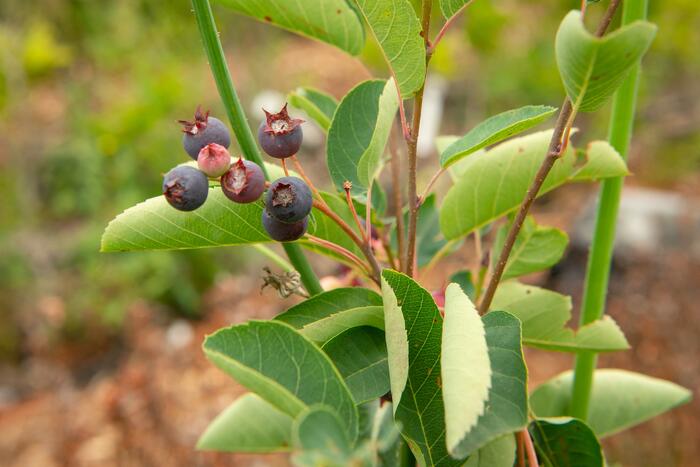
220,158,266,204
257,103,304,159
179,106,231,160
162,166,209,211
262,209,308,242
197,143,231,177
265,176,312,223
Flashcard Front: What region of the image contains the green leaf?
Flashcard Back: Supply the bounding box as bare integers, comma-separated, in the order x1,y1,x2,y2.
528,418,603,467
440,105,557,168
203,320,359,442
381,270,459,466
556,11,656,112
491,281,629,353
275,288,384,344
214,0,366,56
101,189,269,252
327,79,398,196
491,216,569,280
439,129,629,239
531,369,692,438
441,283,491,455
322,327,390,404
463,434,517,467
292,405,352,463
449,311,528,459
197,393,292,453
353,0,426,97
439,0,471,19
102,172,367,266
288,87,338,132
436,135,459,155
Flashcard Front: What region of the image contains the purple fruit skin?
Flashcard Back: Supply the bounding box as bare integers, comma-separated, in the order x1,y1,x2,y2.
183,117,231,160
262,209,308,242
220,160,266,203
265,176,312,223
257,120,303,159
162,166,209,211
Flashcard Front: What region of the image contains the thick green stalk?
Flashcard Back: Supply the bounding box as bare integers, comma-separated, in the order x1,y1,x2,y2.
570,0,650,419
191,0,323,295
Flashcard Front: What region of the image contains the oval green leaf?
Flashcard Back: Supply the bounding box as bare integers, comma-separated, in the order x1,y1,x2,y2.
440,105,557,168
353,0,426,97
214,0,365,55
530,369,692,438
102,184,364,266
197,393,292,453
442,283,491,455
556,11,656,112
203,320,359,443
439,129,629,239
463,434,516,467
491,216,569,281
327,79,398,196
491,281,629,353
275,287,383,344
528,418,603,467
292,405,352,459
323,326,390,404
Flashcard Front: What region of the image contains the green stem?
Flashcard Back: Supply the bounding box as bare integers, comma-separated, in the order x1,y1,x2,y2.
570,0,649,419
191,0,323,296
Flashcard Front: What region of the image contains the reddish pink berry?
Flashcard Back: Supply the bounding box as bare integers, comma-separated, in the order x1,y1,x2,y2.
197,143,231,177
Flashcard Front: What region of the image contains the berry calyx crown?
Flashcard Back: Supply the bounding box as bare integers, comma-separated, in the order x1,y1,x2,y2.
179,105,210,135
262,103,304,135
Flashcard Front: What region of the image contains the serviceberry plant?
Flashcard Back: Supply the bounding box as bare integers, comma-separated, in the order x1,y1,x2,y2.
102,0,691,465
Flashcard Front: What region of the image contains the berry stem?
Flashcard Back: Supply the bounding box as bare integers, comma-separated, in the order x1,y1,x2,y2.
311,199,382,285
305,234,372,277
429,0,475,56
520,429,539,467
477,0,620,314
344,182,369,242
191,0,322,296
417,167,445,206
291,156,329,207
516,429,526,467
281,158,290,177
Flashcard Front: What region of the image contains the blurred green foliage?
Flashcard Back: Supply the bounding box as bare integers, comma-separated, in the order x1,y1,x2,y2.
1,0,697,361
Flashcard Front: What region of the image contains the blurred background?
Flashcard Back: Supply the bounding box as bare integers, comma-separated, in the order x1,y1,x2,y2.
0,0,698,465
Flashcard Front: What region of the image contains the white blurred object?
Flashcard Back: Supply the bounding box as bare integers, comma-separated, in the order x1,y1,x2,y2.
572,187,700,259
166,319,194,350
417,74,448,158
250,90,285,117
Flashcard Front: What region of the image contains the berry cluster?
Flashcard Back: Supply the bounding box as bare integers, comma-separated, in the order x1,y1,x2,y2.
162,104,311,243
